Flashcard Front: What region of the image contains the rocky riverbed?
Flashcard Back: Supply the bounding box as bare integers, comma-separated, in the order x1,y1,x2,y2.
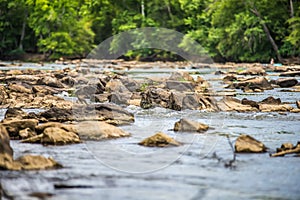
0,60,300,199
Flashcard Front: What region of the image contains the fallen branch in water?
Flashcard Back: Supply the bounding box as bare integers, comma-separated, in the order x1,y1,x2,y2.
271,142,300,157
224,135,236,168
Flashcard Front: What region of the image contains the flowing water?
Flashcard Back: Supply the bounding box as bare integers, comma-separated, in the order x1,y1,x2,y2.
1,64,300,199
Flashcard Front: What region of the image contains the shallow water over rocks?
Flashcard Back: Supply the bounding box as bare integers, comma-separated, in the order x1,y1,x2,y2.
1,63,300,199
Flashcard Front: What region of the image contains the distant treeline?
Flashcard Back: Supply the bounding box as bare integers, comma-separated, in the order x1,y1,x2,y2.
1,0,300,63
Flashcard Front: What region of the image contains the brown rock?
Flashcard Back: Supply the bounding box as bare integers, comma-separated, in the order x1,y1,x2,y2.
259,104,293,112
168,71,194,82
166,80,195,92
35,122,76,134
271,142,300,157
238,67,266,76
37,76,64,88
229,77,273,91
75,121,130,140
276,78,298,88
218,97,258,112
174,118,209,133
139,132,181,147
279,71,300,77
297,101,300,109
4,108,28,119
241,98,259,109
1,119,38,138
15,155,62,170
22,127,81,145
19,128,36,139
0,126,13,156
260,96,281,105
235,134,267,153
8,83,32,94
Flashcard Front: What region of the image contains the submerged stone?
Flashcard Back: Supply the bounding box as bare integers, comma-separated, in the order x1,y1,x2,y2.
235,134,267,153
174,118,209,133
139,132,181,147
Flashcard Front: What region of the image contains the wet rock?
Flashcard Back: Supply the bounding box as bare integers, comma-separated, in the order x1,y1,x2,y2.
297,101,300,109
0,126,13,157
1,119,38,139
174,118,209,132
218,97,258,112
0,85,8,105
120,77,140,92
39,107,74,122
169,92,199,110
15,155,62,170
228,77,273,91
260,96,281,105
4,108,28,119
258,104,293,112
75,121,130,140
235,134,267,153
8,83,32,94
223,75,237,83
139,132,181,147
166,80,195,92
19,128,36,139
1,125,62,170
37,76,64,88
276,78,298,88
169,71,194,82
106,79,130,93
238,66,266,76
74,104,134,125
241,98,259,109
92,93,110,103
271,142,300,157
279,71,300,77
109,92,132,105
35,122,76,134
32,85,58,95
140,88,171,109
22,127,81,145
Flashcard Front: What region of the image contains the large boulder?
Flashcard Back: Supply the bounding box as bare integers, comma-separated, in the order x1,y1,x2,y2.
174,118,209,133
139,132,181,147
75,121,130,140
235,134,267,153
276,78,298,88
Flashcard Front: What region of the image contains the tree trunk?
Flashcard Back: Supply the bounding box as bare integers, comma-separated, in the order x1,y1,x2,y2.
290,0,294,18
19,11,28,51
250,7,283,63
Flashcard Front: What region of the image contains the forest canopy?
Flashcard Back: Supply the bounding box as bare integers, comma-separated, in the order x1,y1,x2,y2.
0,0,300,63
